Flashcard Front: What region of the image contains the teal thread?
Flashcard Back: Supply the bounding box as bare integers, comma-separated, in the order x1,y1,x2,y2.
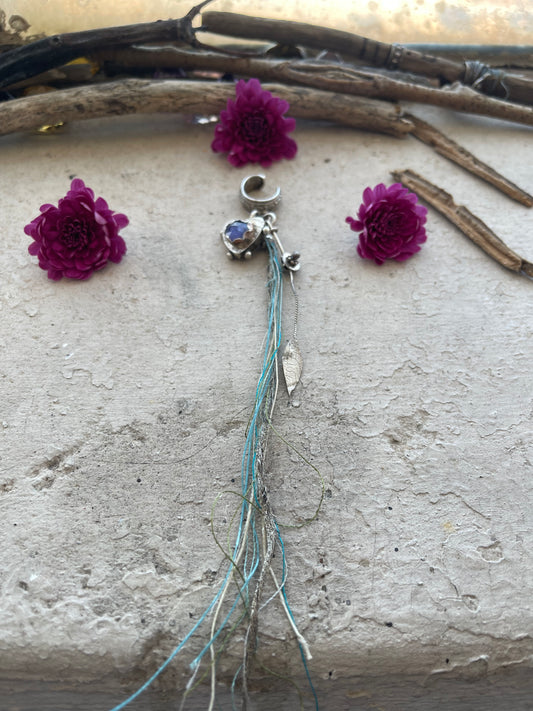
109,240,318,710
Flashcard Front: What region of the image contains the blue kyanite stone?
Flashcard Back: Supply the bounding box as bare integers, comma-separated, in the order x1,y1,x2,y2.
225,220,249,243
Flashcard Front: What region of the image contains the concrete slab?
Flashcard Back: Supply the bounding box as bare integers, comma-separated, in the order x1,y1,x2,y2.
0,105,532,710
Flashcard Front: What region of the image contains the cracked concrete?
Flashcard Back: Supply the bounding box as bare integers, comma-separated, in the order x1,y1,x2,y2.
0,104,532,710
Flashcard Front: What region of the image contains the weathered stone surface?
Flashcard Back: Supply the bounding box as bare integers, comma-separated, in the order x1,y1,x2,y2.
0,106,531,710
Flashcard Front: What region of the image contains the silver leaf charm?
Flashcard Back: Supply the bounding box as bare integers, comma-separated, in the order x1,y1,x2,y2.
282,338,303,395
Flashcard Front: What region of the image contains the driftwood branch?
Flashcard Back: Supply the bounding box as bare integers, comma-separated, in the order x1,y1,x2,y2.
0,0,212,88
92,47,533,128
392,169,533,277
0,79,413,138
201,11,533,106
406,113,533,207
0,7,529,210
1,8,531,110
2,61,95,90
1,56,529,206
405,44,533,69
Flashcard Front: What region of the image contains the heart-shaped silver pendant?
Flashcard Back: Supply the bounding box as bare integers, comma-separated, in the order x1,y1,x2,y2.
221,215,266,260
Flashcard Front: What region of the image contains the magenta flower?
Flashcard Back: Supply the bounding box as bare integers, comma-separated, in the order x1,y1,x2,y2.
211,78,297,167
25,179,128,280
346,183,427,265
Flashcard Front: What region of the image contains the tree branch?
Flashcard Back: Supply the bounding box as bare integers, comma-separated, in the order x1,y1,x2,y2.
0,78,414,138
404,44,533,69
392,169,533,277
0,0,213,88
92,47,533,128
405,113,533,207
201,11,533,106
2,61,529,207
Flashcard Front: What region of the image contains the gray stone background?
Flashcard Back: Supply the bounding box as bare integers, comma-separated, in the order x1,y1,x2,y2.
0,104,532,710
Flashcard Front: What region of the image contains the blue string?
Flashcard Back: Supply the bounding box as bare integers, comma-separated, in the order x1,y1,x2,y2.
276,525,320,710
109,241,317,710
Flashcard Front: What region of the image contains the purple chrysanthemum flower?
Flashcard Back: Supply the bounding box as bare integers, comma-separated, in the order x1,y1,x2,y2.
211,78,297,167
346,183,427,265
25,179,128,280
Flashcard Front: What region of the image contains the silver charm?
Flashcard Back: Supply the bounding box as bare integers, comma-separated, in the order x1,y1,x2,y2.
240,174,281,214
221,174,300,271
221,175,303,395
282,338,303,396
221,214,266,260
282,270,303,396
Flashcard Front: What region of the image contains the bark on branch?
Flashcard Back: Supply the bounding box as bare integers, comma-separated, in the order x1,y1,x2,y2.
406,113,533,206
0,78,413,138
392,169,533,277
201,11,533,106
93,47,533,128
0,0,212,88
1,72,529,207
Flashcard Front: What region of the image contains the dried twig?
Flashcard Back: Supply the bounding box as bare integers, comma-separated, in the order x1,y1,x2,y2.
392,169,533,277
201,11,533,106
0,78,414,138
1,60,529,206
0,0,213,88
404,44,533,70
2,8,531,109
405,113,533,207
5,62,95,90
92,47,533,128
